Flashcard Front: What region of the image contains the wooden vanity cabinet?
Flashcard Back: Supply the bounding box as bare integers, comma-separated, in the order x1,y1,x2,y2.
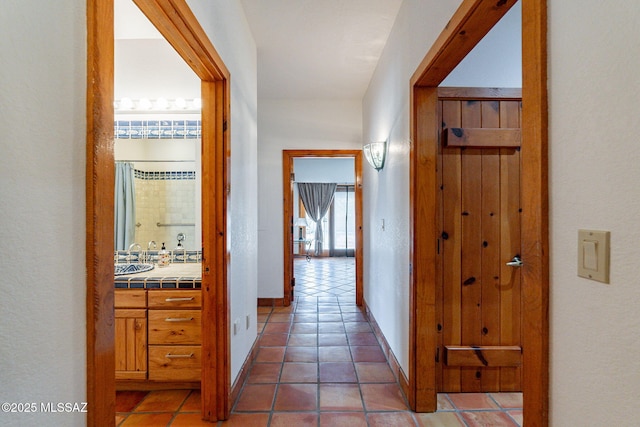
115,289,202,387
114,290,147,380
147,290,202,382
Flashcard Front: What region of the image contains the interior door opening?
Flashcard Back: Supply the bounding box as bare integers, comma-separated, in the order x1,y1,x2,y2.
282,150,363,306
87,0,231,424
409,0,548,424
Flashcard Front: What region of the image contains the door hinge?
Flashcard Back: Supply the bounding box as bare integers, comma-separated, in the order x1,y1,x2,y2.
223,120,228,131
290,172,295,182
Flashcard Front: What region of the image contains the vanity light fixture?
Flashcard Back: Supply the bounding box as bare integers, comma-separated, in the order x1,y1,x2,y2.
138,98,152,110
119,97,134,110
174,97,187,109
154,97,169,110
363,140,387,171
114,98,203,112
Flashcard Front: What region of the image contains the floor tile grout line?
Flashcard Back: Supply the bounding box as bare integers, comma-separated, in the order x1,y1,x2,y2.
229,260,522,425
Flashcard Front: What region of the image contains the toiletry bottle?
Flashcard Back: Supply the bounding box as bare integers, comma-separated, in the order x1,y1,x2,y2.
158,242,170,267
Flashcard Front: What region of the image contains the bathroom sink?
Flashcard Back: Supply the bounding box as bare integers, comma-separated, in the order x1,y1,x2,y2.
114,263,154,276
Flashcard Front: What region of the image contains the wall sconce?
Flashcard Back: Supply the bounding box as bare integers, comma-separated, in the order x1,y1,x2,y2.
363,140,387,171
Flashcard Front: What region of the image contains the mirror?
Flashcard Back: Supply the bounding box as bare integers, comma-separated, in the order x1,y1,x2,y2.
114,5,202,253
114,134,202,251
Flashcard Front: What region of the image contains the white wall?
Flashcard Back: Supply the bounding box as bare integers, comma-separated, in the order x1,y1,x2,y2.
549,1,640,424
365,0,640,424
0,1,87,426
361,0,463,375
0,4,256,426
362,0,520,376
257,99,362,298
442,2,521,87
187,0,259,383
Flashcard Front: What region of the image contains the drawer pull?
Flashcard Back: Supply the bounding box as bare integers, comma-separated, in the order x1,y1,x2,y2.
165,353,194,359
165,297,195,302
165,317,194,322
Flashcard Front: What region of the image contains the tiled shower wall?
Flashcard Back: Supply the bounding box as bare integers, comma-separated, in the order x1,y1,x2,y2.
134,171,196,250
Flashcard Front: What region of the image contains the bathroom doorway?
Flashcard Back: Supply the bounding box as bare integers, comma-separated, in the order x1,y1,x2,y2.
86,0,230,424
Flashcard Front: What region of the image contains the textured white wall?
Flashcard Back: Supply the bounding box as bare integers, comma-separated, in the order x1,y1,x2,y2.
0,4,257,426
363,0,521,374
187,0,258,383
361,0,462,374
549,1,640,424
0,1,87,426
442,2,521,88
257,99,362,298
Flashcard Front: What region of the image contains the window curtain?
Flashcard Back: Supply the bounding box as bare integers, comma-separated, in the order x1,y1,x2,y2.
297,182,337,255
114,162,136,250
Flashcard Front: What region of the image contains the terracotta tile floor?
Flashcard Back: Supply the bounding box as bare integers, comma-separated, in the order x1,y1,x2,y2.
116,258,523,426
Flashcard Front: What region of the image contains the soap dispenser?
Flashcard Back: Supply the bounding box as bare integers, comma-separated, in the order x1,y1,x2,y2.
158,242,170,267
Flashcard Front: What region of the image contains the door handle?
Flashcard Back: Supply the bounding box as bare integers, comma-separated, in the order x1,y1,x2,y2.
506,256,523,267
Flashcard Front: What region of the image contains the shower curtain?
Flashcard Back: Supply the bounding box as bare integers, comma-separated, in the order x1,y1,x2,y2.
297,182,337,255
114,162,136,251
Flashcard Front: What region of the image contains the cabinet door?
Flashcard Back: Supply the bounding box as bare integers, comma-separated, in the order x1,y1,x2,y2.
115,309,147,380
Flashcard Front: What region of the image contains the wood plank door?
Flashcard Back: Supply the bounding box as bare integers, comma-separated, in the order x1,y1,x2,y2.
437,90,522,392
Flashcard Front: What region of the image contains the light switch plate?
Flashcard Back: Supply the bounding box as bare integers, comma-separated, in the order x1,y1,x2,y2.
577,229,610,283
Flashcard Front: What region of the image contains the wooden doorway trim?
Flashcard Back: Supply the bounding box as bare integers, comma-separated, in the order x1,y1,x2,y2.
282,150,363,306
408,1,548,426
86,1,231,425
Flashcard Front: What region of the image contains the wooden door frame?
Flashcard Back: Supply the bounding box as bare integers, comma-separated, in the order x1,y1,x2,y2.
282,150,363,306
409,1,548,426
86,0,231,424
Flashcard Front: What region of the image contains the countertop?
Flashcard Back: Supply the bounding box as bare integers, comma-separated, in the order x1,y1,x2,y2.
115,262,202,289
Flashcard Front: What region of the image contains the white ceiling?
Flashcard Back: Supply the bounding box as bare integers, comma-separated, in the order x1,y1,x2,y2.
114,0,403,101
239,0,403,99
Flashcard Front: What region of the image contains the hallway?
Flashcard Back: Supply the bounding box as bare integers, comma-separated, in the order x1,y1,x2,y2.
229,296,523,426
115,258,522,426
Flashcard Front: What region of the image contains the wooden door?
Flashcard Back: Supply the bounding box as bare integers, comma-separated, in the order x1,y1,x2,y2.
437,91,522,392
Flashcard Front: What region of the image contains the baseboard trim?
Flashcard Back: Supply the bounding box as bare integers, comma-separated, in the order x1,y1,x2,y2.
229,334,261,408
257,298,286,307
363,299,411,401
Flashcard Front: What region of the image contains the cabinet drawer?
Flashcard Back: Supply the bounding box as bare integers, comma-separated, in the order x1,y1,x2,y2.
148,290,201,308
148,310,201,344
148,345,201,382
115,290,146,308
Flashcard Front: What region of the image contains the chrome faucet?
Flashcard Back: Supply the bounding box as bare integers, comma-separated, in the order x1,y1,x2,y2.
128,243,141,252
146,241,157,264
127,243,142,263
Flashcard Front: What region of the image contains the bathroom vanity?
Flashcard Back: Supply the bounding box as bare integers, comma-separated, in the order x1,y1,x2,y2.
114,261,202,390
